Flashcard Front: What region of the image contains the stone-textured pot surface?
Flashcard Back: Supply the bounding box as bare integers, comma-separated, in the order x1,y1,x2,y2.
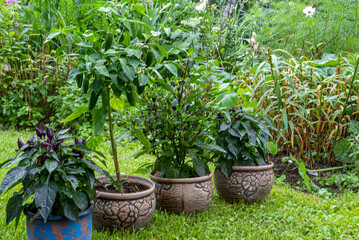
214,163,274,203
93,174,155,231
149,172,213,215
25,205,93,240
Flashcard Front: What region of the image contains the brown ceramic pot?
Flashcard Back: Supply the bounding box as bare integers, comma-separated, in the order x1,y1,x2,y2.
213,162,274,203
92,174,156,231
149,172,213,215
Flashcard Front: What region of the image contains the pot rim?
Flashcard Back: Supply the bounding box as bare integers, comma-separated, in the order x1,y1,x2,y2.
216,162,274,172
95,174,155,200
149,171,213,184
24,204,93,221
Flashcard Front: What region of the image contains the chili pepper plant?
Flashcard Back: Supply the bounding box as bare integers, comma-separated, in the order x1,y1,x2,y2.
0,127,111,226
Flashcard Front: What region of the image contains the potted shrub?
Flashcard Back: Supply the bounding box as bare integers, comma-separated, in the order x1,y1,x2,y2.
0,127,110,239
66,44,157,231
61,3,177,231
212,107,277,203
123,66,221,215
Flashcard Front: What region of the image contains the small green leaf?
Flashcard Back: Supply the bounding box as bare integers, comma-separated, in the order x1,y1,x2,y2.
35,179,58,222
117,133,131,142
67,175,78,190
57,129,70,136
110,97,124,111
216,91,239,108
87,135,103,151
59,186,73,199
132,128,151,150
64,200,79,221
164,63,178,76
83,160,112,180
158,81,175,94
6,193,23,225
68,68,81,84
298,162,311,191
77,42,92,48
166,165,180,178
282,109,288,132
194,142,227,153
92,108,107,136
45,30,61,43
72,191,88,210
0,166,26,195
190,154,209,177
218,157,232,179
44,159,58,174
120,58,135,80
138,74,149,86
60,106,87,123
95,64,109,77
269,141,278,155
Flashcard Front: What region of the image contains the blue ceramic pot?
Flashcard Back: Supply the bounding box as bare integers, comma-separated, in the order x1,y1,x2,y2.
24,205,93,240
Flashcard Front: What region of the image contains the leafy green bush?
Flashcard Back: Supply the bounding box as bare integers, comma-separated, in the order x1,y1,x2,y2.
0,0,76,127
213,106,276,177
0,127,111,224
124,59,219,178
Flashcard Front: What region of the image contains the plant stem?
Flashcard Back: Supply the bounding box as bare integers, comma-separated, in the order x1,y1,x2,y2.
306,165,354,173
107,88,123,193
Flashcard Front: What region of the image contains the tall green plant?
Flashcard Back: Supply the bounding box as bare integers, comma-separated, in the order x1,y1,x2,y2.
61,1,188,190
250,50,359,166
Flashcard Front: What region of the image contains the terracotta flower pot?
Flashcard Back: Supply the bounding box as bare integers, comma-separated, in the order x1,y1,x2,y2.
213,162,274,203
24,205,93,240
149,172,213,215
92,174,156,231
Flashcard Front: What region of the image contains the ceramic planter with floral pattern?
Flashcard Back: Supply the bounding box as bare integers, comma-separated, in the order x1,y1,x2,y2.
213,162,274,203
149,172,213,215
92,175,156,231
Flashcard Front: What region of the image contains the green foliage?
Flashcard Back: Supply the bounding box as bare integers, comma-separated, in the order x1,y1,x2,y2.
319,172,359,192
213,106,277,178
334,120,359,164
0,0,76,128
250,50,359,165
0,127,111,225
124,62,218,178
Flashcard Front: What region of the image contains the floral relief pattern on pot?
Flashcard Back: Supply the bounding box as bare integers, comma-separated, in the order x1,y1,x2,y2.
92,175,156,231
94,194,156,230
194,181,214,201
154,183,173,197
229,170,273,198
150,173,214,215
214,163,274,203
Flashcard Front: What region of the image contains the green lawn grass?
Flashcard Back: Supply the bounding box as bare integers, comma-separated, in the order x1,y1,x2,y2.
1,130,359,239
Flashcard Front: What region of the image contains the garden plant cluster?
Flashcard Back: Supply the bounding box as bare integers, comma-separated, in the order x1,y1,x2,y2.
1,0,359,239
